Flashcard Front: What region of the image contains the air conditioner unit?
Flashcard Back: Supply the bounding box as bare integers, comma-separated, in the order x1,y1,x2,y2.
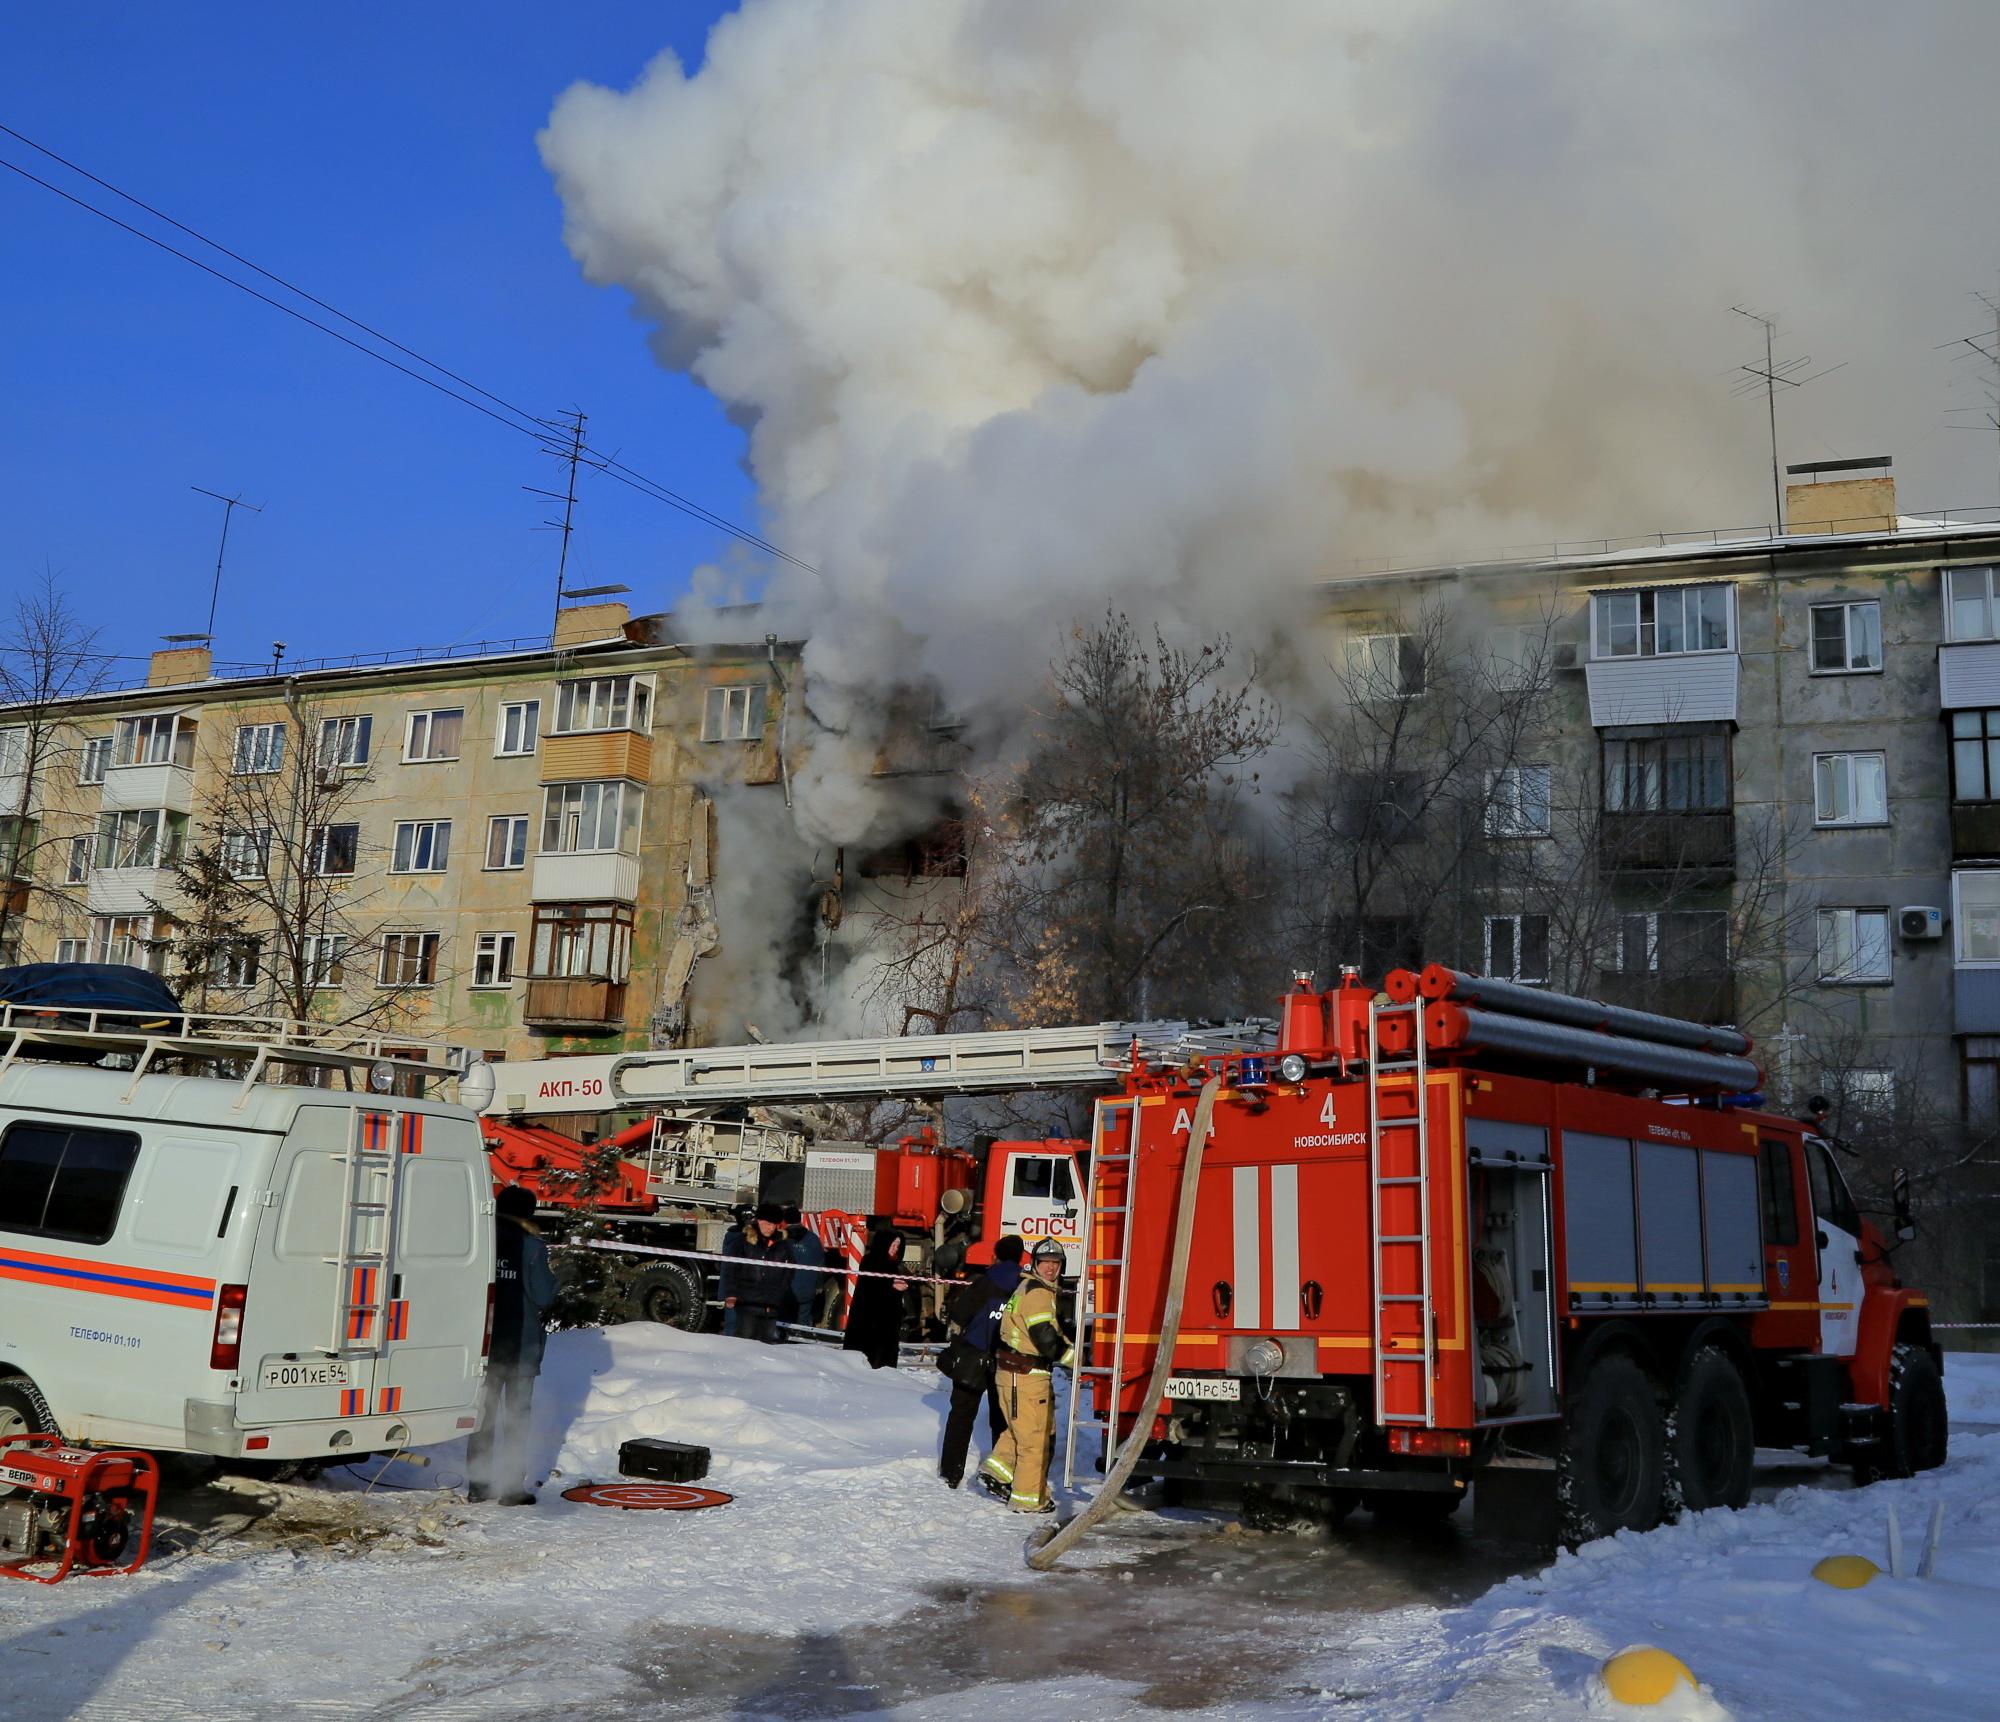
316,763,345,789
1898,906,1944,940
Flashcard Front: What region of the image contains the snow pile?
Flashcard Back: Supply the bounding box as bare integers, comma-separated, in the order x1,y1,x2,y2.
1944,1350,2000,1424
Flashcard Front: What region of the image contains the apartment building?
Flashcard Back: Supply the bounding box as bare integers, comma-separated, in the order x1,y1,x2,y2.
1318,466,2000,1318
0,601,800,1062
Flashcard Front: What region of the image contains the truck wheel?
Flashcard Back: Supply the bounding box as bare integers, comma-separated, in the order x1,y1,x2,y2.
1668,1346,1754,1515
628,1263,707,1333
1870,1342,1948,1480
0,1377,59,1498
1558,1352,1666,1547
1366,1488,1462,1526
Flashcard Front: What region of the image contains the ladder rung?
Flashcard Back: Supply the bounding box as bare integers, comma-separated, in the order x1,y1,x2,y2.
1377,1234,1425,1244
1378,1294,1426,1303
1376,1175,1425,1186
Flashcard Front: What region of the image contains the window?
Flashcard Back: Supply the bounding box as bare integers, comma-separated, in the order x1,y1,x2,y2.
0,1121,141,1245
1481,624,1549,692
1610,910,1728,974
1816,907,1891,983
1809,600,1882,673
496,699,541,756
1758,1140,1798,1247
1342,634,1426,697
1812,752,1887,827
301,933,349,989
211,938,261,990
528,902,633,981
231,722,286,775
1949,710,2000,802
404,708,463,762
391,820,451,874
1602,732,1730,812
112,713,193,769
93,809,184,870
1946,565,2000,643
1485,765,1551,838
378,931,440,987
1835,1069,1896,1116
0,728,23,777
472,932,517,988
1484,914,1550,984
702,683,767,741
858,815,969,879
65,834,89,885
485,815,530,870
1965,1037,2000,1126
1805,1140,1862,1238
0,816,36,880
317,714,372,770
78,735,111,785
1953,870,2000,966
1012,1157,1055,1199
220,828,271,881
88,914,160,970
1591,584,1732,658
53,938,84,965
307,823,360,878
553,677,650,736
540,781,641,854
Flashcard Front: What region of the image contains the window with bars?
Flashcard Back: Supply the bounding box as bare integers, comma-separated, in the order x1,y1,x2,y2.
1602,732,1730,812
485,815,529,870
1591,585,1732,657
231,722,286,775
1484,765,1551,837
496,699,541,756
404,708,463,762
472,932,516,988
317,713,372,769
553,677,651,736
1483,913,1549,984
540,781,641,854
307,823,359,877
390,820,451,874
378,931,440,987
1816,907,1891,983
1809,601,1882,673
1812,752,1888,826
702,684,768,742
528,902,633,981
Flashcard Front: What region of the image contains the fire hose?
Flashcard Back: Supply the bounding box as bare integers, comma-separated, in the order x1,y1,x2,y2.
1028,1073,1222,1572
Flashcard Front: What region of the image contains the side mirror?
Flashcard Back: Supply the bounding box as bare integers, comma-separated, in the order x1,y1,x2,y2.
1815,1228,1829,1249
1893,1166,1917,1243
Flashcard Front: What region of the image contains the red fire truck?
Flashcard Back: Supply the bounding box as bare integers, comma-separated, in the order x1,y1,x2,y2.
1067,966,1947,1546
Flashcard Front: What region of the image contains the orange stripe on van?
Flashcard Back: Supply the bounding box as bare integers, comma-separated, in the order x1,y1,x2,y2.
0,1246,214,1309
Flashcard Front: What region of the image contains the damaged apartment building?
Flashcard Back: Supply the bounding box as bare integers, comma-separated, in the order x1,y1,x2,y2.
1316,461,2000,1320
0,598,958,1063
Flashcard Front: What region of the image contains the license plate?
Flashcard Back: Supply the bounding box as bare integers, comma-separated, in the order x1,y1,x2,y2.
1163,1375,1240,1402
259,1360,349,1390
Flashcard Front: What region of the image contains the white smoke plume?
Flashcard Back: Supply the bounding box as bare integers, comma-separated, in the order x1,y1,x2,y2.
543,1,2000,1024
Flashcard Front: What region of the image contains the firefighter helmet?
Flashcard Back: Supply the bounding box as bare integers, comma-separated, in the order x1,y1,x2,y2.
1031,1239,1066,1270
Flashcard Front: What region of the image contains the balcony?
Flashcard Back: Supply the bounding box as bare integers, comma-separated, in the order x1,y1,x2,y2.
88,868,179,916
523,978,628,1032
102,763,194,813
530,851,641,903
1952,802,2000,859
1938,640,2000,710
540,730,652,784
1594,970,1737,1027
1585,654,1739,727
1597,811,1735,882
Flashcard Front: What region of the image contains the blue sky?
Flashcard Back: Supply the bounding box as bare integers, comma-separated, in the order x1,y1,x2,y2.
0,5,751,679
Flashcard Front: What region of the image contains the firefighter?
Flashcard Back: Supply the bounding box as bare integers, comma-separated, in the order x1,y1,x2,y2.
467,1185,558,1506
977,1238,1074,1513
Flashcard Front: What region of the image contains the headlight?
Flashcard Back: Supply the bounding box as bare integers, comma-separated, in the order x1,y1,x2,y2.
368,1058,396,1094
1277,1053,1308,1085
1242,1337,1286,1377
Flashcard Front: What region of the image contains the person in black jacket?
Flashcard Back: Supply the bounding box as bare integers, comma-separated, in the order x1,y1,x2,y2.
720,1202,793,1343
938,1236,1024,1488
841,1222,909,1369
467,1185,558,1506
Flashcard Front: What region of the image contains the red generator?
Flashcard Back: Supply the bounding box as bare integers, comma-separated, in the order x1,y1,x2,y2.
0,1434,159,1584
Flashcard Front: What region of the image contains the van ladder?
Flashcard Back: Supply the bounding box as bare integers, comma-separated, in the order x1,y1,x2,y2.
1062,1096,1143,1489
1368,999,1435,1426
327,1107,405,1358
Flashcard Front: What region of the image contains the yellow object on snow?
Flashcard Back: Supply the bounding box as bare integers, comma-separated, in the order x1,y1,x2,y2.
1600,1646,1697,1706
1812,1553,1883,1589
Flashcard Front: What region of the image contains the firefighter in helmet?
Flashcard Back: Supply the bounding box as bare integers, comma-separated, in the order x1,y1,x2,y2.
977,1238,1074,1513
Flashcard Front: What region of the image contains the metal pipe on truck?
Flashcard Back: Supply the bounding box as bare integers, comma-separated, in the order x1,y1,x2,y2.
1423,1002,1760,1093
1411,964,1753,1058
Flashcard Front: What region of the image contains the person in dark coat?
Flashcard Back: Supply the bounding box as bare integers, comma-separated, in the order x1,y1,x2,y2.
467,1184,558,1506
720,1201,793,1343
781,1205,827,1332
841,1222,909,1369
938,1236,1024,1488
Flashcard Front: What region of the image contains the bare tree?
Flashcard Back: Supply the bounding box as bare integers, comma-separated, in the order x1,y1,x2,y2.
0,574,107,961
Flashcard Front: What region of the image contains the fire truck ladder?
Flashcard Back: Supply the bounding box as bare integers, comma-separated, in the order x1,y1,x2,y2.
327,1107,404,1359
1061,1095,1144,1489
1368,998,1435,1427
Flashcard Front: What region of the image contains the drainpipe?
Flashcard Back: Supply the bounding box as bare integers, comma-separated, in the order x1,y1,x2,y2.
267,676,306,1021
766,635,794,811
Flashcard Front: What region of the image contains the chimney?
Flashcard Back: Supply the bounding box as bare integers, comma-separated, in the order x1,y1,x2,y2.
553,600,632,647
1784,456,1896,537
148,645,213,687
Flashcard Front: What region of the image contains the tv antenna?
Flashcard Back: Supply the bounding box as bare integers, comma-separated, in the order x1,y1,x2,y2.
524,407,609,631
1730,308,1845,529
190,485,263,643
1937,280,2000,501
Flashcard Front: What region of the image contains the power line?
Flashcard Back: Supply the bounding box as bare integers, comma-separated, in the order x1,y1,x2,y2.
0,127,820,578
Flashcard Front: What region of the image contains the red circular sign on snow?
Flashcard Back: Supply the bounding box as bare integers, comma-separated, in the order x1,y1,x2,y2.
560,1482,734,1511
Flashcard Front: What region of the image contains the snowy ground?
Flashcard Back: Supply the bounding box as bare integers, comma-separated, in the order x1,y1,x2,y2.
1,1335,1996,1720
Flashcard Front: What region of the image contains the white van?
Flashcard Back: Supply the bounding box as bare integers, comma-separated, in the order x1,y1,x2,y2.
0,1051,494,1465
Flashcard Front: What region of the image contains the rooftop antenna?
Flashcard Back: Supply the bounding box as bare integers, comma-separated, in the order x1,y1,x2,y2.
524,407,607,633
1730,308,1845,530
190,485,263,644
1937,279,2000,501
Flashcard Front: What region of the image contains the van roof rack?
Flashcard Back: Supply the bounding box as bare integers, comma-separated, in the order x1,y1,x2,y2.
0,1002,463,1110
